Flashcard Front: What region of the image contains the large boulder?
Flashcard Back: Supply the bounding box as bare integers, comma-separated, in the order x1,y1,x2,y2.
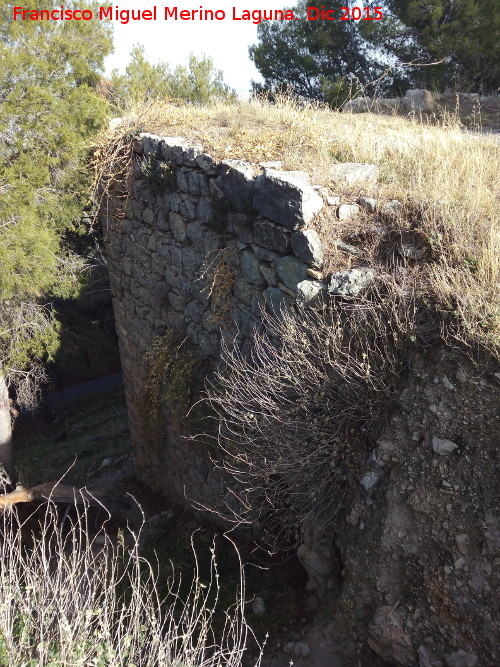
368,606,416,666
342,96,372,113
402,89,434,112
328,267,376,297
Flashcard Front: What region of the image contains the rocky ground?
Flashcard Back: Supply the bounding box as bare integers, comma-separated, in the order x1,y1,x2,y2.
13,355,499,667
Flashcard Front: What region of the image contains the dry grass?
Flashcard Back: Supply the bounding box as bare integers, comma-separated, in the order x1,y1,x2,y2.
97,96,499,358
0,496,258,666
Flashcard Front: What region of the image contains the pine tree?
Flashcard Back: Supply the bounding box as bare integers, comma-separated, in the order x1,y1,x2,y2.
0,1,112,477
109,47,237,111
381,0,500,92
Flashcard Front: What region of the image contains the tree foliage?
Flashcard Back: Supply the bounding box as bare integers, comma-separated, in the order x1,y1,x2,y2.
250,0,499,100
380,0,500,92
249,1,390,101
0,0,112,398
108,46,237,111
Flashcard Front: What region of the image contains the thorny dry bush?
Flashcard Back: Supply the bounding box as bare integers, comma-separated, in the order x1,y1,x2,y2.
0,493,258,666
207,279,417,551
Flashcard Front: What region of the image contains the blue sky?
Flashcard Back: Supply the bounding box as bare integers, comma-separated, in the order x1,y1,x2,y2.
103,1,292,96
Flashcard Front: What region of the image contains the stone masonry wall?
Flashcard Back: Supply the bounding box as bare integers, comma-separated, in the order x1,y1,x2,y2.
101,132,369,512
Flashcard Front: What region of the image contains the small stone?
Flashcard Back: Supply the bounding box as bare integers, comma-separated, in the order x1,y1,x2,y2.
334,239,362,256
328,267,376,297
296,280,327,305
260,160,282,169
455,534,469,555
442,376,456,390
313,185,340,206
360,471,378,490
337,204,361,220
445,649,478,667
342,97,371,113
357,196,377,213
294,642,311,657
432,436,458,456
284,642,296,655
109,117,123,131
100,458,112,469
251,597,266,615
307,268,323,280
381,200,403,216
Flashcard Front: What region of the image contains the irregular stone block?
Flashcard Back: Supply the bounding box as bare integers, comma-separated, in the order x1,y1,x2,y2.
176,168,190,193
143,208,155,225
196,153,219,175
251,244,277,262
188,171,210,196
253,219,290,253
203,230,222,254
328,267,376,297
184,301,203,324
241,249,266,287
227,212,253,244
140,133,161,156
182,247,202,280
168,291,189,312
169,212,187,242
179,196,197,221
381,200,403,216
253,169,323,230
274,255,309,292
291,229,324,267
259,263,278,286
160,136,190,164
186,221,205,248
219,159,255,213
234,277,261,307
197,197,213,225
330,163,379,186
